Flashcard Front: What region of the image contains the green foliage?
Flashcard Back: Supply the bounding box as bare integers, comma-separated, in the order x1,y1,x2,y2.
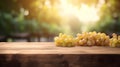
0,11,39,35
89,0,120,34
0,0,62,36
1,0,120,36
0,11,62,36
0,12,15,35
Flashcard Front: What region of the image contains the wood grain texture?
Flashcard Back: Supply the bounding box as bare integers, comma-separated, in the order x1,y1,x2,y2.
0,42,120,67
0,42,120,54
0,54,120,67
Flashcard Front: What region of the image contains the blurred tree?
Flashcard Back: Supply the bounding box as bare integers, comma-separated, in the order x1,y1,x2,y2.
89,0,120,34
0,12,15,35
0,0,63,37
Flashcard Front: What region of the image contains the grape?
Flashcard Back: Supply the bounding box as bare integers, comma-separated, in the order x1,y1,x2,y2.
109,33,120,47
54,32,120,47
75,32,110,46
54,33,75,47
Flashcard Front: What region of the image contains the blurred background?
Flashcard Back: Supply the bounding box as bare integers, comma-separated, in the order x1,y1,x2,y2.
0,0,120,42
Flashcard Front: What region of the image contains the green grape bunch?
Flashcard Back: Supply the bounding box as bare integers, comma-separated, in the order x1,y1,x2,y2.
109,33,120,47
54,32,120,48
74,32,110,46
54,33,75,47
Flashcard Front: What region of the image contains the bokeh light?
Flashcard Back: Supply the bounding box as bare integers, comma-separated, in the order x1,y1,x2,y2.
58,0,100,23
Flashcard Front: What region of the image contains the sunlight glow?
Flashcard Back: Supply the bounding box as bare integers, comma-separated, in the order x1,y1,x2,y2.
45,0,51,8
78,3,99,23
58,0,77,15
58,0,100,23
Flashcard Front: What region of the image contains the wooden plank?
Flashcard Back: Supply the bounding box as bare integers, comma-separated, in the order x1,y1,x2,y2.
0,54,120,67
0,42,120,67
0,42,120,54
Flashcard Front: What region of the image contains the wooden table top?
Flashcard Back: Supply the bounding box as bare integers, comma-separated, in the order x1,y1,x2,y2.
0,42,120,54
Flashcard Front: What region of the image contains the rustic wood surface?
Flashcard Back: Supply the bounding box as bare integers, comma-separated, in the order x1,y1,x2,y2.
0,42,120,67
0,42,120,54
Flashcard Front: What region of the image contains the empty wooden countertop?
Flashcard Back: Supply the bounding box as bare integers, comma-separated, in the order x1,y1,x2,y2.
0,42,120,54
